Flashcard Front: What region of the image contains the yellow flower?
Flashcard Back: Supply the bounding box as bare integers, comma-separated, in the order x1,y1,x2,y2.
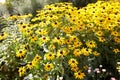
81,47,92,56
111,31,119,37
95,31,103,36
0,32,7,41
73,41,82,48
44,63,54,71
57,48,69,57
74,71,85,79
113,48,120,54
114,37,120,43
45,52,55,60
77,23,85,31
93,51,100,56
39,36,50,43
18,66,26,77
52,37,65,45
35,29,48,35
71,65,79,72
43,74,49,80
86,40,96,48
18,24,28,32
68,58,78,67
73,49,82,57
98,37,106,42
16,49,27,58
51,21,61,28
48,44,56,50
32,55,42,66
26,62,33,69
29,35,38,42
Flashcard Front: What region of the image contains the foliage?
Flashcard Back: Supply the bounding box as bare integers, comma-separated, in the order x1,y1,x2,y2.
0,1,120,80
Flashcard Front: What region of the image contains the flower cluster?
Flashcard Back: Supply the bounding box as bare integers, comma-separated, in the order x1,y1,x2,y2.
0,1,120,80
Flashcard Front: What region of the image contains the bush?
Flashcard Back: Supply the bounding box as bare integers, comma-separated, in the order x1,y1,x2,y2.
0,1,120,80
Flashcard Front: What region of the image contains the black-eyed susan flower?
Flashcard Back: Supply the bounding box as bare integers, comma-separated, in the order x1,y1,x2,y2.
43,74,49,80
86,40,96,48
74,71,85,79
74,41,82,48
39,36,50,43
95,31,103,36
81,47,92,56
0,32,7,41
111,31,119,37
68,58,78,67
29,35,38,42
73,49,82,57
44,63,54,71
71,65,79,72
18,66,26,77
48,44,56,50
45,52,55,60
26,62,33,69
16,49,27,58
113,48,120,54
93,51,100,56
98,37,106,42
32,55,42,66
114,37,120,43
35,29,48,35
57,48,69,57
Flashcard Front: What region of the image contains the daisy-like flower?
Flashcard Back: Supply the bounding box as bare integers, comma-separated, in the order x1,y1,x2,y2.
29,35,38,42
44,63,54,71
98,37,106,42
39,36,50,43
95,30,103,36
114,37,120,43
81,47,92,56
93,51,100,56
74,71,85,79
16,49,27,58
32,55,42,66
45,52,55,60
73,49,82,57
0,32,7,41
71,65,79,72
68,58,78,67
86,40,96,48
113,48,120,54
26,62,33,69
18,66,26,77
111,31,119,37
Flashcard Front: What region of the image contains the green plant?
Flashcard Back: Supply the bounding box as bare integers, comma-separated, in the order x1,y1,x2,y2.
0,1,120,80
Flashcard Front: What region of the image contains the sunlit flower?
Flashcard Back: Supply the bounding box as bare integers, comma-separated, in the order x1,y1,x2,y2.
98,37,106,42
26,62,33,69
111,31,119,37
68,58,78,67
81,47,92,56
44,63,54,71
32,55,42,66
86,40,96,48
18,66,26,77
73,49,82,57
95,31,103,36
16,49,27,58
0,32,7,41
74,71,85,79
45,52,55,60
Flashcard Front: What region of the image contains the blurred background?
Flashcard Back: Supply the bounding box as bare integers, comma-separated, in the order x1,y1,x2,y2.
0,0,97,17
